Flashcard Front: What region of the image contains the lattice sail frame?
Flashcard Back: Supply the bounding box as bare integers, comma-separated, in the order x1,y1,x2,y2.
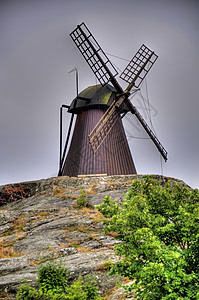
120,44,158,88
88,98,125,153
69,23,168,161
70,22,118,86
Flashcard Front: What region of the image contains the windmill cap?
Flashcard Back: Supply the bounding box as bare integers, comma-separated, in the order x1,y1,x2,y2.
68,84,117,113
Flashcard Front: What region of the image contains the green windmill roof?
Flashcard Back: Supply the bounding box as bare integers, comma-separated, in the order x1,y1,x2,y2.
68,84,116,113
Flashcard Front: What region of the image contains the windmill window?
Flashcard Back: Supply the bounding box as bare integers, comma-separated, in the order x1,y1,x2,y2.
88,60,95,69
77,35,84,45
134,63,140,70
83,51,89,60
81,43,88,51
135,78,142,87
85,46,92,55
83,44,91,56
72,30,79,38
74,37,80,47
92,64,97,73
82,23,90,37
98,69,103,77
99,68,105,77
90,36,98,49
79,44,83,52
81,46,88,55
90,57,96,65
136,59,141,65
100,50,108,64
85,40,91,49
95,61,101,71
129,62,134,68
93,65,101,77
140,54,145,60
89,53,98,64
77,28,82,36
85,49,92,57
93,58,100,69
147,61,152,69
88,47,95,58
106,62,118,78
96,58,101,67
95,66,101,75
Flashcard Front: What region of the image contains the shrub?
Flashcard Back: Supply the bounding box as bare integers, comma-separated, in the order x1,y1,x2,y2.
77,189,89,209
0,184,30,206
16,284,39,300
65,277,87,299
38,262,68,294
97,196,120,218
17,262,102,300
83,275,101,299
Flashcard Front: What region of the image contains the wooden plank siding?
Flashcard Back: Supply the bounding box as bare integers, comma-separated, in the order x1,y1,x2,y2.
61,107,136,176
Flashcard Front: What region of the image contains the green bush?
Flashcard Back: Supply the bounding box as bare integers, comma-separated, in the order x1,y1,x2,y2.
16,263,102,300
104,260,114,271
97,176,199,299
38,262,68,294
97,196,120,218
65,277,87,299
77,189,89,209
16,284,40,300
83,276,101,299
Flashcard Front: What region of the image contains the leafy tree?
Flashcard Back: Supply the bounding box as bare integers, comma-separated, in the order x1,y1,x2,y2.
97,176,199,299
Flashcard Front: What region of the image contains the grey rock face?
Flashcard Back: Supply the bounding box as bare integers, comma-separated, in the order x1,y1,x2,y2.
0,174,188,298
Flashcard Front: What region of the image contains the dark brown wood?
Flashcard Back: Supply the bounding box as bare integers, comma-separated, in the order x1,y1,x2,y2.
61,107,136,176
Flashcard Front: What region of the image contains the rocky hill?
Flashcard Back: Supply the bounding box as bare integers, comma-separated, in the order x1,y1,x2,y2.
0,175,188,299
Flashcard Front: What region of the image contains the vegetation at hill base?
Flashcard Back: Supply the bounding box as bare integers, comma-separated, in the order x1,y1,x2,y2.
97,176,199,299
16,262,102,300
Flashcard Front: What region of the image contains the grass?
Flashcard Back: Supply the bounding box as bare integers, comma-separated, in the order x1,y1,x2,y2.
0,239,22,258
52,187,77,200
28,259,40,266
77,246,94,253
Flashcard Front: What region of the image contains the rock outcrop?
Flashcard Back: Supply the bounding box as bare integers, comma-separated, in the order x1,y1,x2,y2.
0,175,188,299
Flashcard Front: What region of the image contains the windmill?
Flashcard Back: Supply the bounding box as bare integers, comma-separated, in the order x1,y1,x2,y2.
58,22,167,177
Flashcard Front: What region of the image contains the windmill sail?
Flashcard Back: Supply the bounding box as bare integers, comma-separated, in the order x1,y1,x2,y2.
70,23,168,162
70,23,123,93
88,96,126,153
120,44,158,89
89,94,168,161
126,101,168,161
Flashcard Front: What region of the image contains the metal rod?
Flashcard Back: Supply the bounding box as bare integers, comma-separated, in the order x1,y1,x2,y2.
76,67,78,96
58,68,79,175
59,107,63,171
58,113,75,175
62,104,70,109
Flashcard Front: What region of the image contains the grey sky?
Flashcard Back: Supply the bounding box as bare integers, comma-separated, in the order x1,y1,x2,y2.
0,0,199,188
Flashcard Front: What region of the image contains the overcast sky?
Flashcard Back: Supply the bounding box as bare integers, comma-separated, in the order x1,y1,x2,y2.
0,0,199,189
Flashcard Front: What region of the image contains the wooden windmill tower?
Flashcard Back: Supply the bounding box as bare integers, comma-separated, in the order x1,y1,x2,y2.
58,23,167,177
